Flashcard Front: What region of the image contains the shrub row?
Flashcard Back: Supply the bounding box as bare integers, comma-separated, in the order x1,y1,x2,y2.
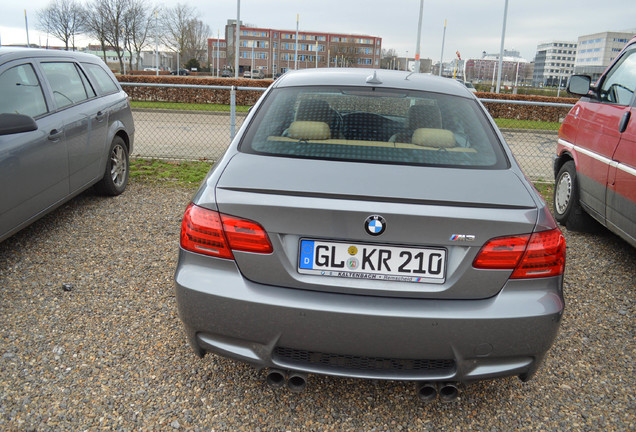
116,76,579,121
117,75,270,106
476,91,578,122
127,70,172,76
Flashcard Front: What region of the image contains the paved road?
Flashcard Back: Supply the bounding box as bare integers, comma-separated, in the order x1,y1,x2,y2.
132,110,558,180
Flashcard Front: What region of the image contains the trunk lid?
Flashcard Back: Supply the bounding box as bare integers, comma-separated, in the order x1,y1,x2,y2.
213,153,538,299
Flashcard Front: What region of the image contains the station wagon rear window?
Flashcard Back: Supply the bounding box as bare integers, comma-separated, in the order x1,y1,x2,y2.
241,86,508,168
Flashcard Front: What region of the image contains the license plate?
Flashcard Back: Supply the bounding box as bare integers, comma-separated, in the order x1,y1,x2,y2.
298,239,446,283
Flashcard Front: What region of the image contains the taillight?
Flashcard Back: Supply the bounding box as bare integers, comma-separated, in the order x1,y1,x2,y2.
472,235,529,269
181,204,233,258
221,214,273,254
511,229,565,279
473,228,565,279
180,203,272,258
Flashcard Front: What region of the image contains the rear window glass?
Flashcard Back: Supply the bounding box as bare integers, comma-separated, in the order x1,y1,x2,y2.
41,62,95,108
82,62,119,95
240,86,508,168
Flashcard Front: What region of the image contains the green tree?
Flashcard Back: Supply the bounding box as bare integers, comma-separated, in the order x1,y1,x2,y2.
184,58,200,71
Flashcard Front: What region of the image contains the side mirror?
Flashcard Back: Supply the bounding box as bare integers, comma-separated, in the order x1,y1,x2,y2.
567,75,592,96
0,113,38,136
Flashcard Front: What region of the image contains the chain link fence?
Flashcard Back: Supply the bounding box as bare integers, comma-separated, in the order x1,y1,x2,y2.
122,83,573,182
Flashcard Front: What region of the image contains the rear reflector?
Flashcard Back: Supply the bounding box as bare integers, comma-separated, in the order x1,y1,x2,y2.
473,228,565,279
180,203,272,258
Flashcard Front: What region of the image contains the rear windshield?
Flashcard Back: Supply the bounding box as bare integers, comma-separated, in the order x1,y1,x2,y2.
240,86,508,168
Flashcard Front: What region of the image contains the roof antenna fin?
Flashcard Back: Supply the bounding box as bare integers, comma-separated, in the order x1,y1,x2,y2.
366,70,382,84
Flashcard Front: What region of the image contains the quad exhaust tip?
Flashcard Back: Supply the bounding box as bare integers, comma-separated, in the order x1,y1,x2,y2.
265,369,286,389
287,371,308,393
438,382,459,402
266,371,459,401
265,369,308,393
416,382,438,402
415,382,459,402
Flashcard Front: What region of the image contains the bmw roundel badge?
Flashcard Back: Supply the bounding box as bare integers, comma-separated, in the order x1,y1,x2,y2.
364,215,386,236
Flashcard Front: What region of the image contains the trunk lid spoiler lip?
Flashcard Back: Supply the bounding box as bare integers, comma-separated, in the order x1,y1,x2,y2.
216,186,536,210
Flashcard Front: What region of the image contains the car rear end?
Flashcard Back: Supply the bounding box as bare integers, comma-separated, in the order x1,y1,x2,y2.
175,69,565,388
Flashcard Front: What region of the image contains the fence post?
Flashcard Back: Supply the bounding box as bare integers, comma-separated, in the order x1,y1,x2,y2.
230,86,236,140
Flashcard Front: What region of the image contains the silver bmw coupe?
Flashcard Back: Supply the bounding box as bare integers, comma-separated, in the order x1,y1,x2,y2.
175,68,565,401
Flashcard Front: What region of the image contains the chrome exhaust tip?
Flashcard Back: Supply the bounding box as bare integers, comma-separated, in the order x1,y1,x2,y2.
265,368,287,389
438,382,459,402
286,371,308,393
415,382,438,402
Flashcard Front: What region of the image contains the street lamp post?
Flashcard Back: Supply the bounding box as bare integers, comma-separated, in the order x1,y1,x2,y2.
439,19,446,76
235,0,240,78
294,14,299,70
495,0,509,93
413,0,424,73
217,30,220,77
155,10,159,75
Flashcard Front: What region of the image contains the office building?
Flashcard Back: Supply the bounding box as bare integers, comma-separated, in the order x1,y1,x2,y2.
465,50,532,86
220,20,382,77
574,31,635,80
532,41,577,87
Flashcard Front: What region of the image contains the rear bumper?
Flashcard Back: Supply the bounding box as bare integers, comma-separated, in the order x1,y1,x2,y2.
175,250,564,383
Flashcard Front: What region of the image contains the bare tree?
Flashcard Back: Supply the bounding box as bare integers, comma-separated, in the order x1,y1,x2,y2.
82,0,110,63
333,41,361,67
83,0,130,72
161,3,209,68
381,48,398,69
161,3,193,68
183,18,210,65
122,0,155,70
37,0,84,50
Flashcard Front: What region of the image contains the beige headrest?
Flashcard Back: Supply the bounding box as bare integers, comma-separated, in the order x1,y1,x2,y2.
287,121,330,140
411,128,456,148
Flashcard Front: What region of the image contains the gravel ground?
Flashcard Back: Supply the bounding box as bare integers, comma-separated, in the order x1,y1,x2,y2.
0,181,634,431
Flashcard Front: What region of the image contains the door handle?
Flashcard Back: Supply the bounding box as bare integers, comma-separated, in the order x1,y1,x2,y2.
619,111,631,133
48,129,63,141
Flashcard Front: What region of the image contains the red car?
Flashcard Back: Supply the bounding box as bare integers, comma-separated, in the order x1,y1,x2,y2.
554,36,636,248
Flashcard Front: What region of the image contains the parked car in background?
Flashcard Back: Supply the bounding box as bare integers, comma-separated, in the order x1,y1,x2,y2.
170,68,190,76
455,79,477,93
0,47,134,243
242,70,251,79
554,36,635,248
251,69,265,79
175,68,566,401
221,69,232,78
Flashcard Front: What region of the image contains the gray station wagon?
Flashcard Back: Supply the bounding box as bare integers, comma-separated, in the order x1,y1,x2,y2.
175,68,565,402
0,48,134,242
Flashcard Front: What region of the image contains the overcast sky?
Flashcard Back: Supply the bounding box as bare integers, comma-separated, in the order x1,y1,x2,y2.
1,0,635,62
